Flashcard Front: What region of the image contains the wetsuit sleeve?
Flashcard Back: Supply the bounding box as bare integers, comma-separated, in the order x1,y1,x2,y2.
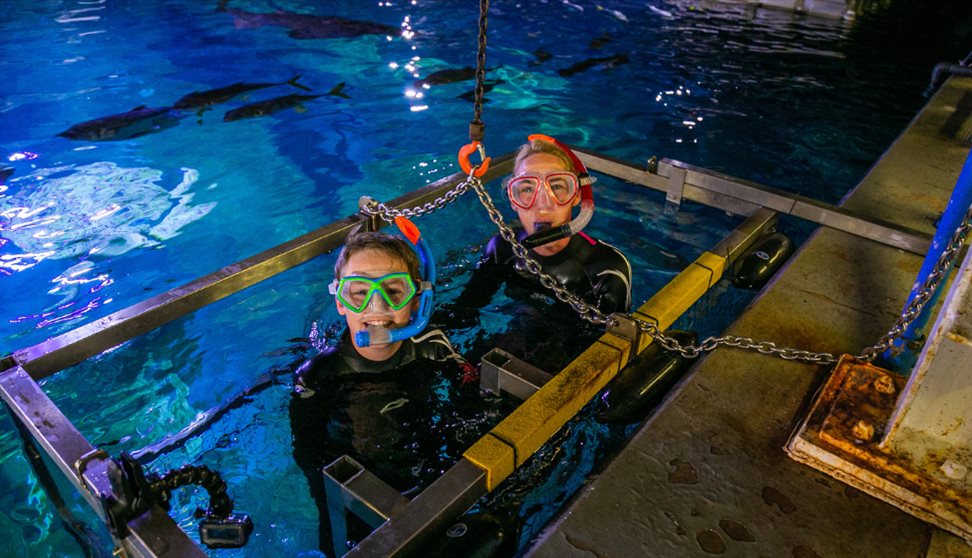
288,352,338,553
289,354,334,473
592,244,633,314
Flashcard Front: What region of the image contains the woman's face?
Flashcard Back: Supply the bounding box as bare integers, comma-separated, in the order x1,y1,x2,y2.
511,152,578,255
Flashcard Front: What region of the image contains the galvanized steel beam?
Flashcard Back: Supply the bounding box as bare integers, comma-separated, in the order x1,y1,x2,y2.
572,148,932,255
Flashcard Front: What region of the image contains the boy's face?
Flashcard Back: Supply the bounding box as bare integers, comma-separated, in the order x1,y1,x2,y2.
335,248,417,349
511,152,578,246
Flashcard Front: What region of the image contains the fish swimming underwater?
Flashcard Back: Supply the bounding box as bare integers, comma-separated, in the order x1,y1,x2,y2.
557,54,629,77
222,83,348,121
457,79,504,103
413,67,477,89
173,74,311,110
589,32,612,50
57,106,182,141
221,7,400,39
0,166,13,184
529,48,554,67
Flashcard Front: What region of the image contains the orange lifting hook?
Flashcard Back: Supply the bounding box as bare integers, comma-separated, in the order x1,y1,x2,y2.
458,141,491,177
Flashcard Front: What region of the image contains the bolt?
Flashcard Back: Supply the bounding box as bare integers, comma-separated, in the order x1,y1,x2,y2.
940,460,968,481
852,420,875,442
873,375,896,395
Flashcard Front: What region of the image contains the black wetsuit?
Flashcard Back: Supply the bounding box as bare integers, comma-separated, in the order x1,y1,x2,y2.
457,229,632,317
441,229,633,368
289,328,501,555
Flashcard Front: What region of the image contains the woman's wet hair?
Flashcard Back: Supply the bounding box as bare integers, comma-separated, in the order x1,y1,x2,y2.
513,138,575,174
334,229,421,282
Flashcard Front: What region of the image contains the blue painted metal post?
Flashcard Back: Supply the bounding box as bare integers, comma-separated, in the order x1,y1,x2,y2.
883,147,972,372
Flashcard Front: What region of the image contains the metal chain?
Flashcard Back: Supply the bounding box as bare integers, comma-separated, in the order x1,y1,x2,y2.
646,204,972,364
359,174,479,223
471,0,489,128
855,203,972,361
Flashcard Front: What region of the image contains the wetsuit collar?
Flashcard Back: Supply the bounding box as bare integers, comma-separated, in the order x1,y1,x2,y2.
338,330,412,373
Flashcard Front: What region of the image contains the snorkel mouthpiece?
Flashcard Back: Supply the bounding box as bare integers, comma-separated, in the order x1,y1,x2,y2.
355,217,435,348
359,324,394,346
519,134,596,248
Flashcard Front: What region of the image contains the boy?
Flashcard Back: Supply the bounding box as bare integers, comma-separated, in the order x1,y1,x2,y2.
289,227,494,555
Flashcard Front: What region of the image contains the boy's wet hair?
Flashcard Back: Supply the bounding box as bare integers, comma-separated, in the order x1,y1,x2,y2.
513,138,575,174
334,230,421,282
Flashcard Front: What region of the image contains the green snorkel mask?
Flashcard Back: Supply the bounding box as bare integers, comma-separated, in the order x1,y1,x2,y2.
329,217,435,347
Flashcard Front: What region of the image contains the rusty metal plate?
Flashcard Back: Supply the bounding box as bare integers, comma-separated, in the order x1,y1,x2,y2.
787,355,972,542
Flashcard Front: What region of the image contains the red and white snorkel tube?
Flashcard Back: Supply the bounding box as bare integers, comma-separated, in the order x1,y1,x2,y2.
520,133,596,249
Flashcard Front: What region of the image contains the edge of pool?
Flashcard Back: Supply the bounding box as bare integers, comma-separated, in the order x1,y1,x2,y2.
525,77,972,557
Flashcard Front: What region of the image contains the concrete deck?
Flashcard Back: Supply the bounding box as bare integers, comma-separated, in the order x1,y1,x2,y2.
526,77,972,557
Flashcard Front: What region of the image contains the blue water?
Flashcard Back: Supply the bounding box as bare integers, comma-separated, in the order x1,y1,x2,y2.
2,0,969,556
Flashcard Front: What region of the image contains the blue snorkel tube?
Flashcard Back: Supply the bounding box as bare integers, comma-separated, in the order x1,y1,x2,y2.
355,216,435,347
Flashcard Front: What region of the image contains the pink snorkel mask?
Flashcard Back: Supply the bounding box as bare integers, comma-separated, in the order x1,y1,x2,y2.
518,134,596,249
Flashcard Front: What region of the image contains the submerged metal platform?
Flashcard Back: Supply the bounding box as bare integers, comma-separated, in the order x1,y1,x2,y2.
526,78,972,557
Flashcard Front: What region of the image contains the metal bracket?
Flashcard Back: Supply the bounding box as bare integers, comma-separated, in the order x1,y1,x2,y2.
323,455,409,556
664,166,687,215
357,196,382,232
479,348,553,400
606,313,641,347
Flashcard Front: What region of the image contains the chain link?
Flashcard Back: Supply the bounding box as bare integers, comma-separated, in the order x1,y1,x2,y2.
855,203,972,361
472,0,489,127
359,173,479,223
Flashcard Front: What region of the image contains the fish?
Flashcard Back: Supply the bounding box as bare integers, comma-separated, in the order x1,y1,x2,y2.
413,67,477,89
589,32,612,50
222,83,347,121
57,106,182,141
457,79,504,103
172,74,311,110
221,7,400,40
529,48,553,66
0,166,12,184
557,54,629,77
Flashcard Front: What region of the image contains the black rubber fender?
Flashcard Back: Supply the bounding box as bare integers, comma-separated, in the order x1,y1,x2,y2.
596,330,698,424
417,512,516,558
730,231,793,290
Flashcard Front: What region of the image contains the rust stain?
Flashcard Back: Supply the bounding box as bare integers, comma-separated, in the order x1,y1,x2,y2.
761,486,797,514
797,355,972,516
696,529,726,554
819,361,904,449
668,459,698,484
719,519,755,542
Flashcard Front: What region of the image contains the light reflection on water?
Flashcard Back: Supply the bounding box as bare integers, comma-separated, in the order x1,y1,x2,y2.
1,161,214,329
